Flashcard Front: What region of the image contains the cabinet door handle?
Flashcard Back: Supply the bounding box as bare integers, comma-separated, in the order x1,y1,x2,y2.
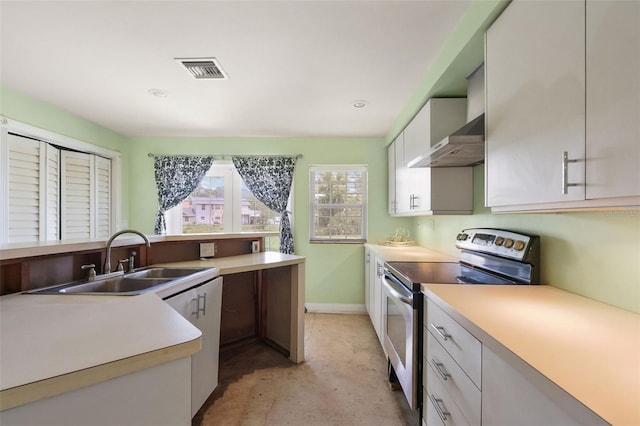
376,262,383,278
430,358,451,381
412,194,419,209
562,151,579,194
429,394,451,422
198,293,206,317
191,293,207,319
190,297,199,319
430,324,452,341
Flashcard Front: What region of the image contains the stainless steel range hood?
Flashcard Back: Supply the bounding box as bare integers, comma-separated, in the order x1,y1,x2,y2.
407,113,484,168
408,64,485,168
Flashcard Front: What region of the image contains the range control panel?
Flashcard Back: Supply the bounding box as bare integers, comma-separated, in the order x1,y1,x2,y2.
455,228,540,263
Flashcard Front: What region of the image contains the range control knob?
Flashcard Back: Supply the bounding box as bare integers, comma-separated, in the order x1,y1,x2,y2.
514,240,526,251
456,233,469,241
494,236,505,246
504,238,514,249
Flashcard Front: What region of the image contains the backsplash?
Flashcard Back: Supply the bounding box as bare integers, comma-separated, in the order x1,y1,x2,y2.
413,166,640,314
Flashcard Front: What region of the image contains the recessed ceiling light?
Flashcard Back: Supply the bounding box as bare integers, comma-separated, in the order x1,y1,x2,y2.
353,100,368,108
148,88,169,98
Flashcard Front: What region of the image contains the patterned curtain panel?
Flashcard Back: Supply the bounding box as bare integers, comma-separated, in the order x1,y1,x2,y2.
232,156,297,254
153,155,214,234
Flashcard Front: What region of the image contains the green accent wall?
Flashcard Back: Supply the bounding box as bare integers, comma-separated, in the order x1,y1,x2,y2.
385,0,510,144
0,87,131,224
126,136,411,305
413,166,640,314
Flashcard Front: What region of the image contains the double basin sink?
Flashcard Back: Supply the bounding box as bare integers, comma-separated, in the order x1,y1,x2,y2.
26,267,216,296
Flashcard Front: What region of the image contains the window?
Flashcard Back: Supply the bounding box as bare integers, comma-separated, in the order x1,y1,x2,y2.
0,120,120,244
309,165,367,242
165,161,287,251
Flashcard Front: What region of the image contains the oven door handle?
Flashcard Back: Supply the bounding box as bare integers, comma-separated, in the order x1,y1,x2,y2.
383,276,413,306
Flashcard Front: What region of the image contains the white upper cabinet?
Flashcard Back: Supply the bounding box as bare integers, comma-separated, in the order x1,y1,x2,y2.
486,0,640,212
585,0,640,200
389,131,473,216
486,0,586,207
403,98,467,166
387,141,396,215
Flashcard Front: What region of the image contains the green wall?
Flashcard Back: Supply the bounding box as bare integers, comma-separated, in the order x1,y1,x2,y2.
0,87,131,223
126,136,411,305
412,166,640,314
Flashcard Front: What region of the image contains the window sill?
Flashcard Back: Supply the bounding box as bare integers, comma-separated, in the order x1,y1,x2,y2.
309,239,366,244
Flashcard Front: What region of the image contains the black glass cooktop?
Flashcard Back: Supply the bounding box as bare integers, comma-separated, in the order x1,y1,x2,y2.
385,260,517,291
385,261,461,289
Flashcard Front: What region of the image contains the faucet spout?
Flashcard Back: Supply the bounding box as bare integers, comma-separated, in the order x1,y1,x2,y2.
104,229,151,274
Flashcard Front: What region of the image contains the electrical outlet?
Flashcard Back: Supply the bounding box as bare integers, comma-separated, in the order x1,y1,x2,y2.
200,242,216,258
251,241,260,253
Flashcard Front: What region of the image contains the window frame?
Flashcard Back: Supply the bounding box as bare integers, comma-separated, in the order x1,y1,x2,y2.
0,117,121,244
309,164,368,243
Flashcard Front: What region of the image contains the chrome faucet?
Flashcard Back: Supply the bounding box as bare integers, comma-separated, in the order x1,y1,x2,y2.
104,229,151,274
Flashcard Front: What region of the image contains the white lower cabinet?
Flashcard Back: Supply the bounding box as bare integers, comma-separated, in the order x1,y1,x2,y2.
364,247,385,352
166,277,223,417
424,297,480,426
482,344,606,426
0,358,191,426
425,363,471,426
426,332,480,425
423,295,606,426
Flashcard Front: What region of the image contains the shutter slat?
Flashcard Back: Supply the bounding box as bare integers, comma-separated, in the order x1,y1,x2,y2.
6,135,41,243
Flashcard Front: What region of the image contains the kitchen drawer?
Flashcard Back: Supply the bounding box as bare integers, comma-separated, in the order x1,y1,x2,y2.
426,297,481,387
424,391,446,426
425,331,481,425
425,361,471,426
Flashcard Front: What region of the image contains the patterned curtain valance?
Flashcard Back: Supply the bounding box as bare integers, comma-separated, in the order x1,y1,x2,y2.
153,155,214,234
232,156,297,254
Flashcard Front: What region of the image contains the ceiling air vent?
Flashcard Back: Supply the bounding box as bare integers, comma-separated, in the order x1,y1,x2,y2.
175,57,228,80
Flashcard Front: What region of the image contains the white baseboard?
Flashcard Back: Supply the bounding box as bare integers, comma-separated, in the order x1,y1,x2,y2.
305,303,367,314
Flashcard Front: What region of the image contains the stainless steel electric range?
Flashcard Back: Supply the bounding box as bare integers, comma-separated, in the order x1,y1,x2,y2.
381,228,540,413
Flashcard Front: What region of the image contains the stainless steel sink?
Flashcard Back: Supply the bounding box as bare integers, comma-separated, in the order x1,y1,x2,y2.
126,267,205,279
25,267,217,296
58,277,173,294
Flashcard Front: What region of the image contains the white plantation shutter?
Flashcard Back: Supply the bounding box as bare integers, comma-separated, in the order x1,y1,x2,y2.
45,144,60,240
6,134,43,243
61,151,93,240
1,120,118,244
95,156,111,239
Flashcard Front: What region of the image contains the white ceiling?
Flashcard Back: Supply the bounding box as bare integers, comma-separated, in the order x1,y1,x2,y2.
0,0,470,138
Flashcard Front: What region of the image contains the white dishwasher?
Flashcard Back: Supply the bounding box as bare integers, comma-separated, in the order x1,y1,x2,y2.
165,276,223,417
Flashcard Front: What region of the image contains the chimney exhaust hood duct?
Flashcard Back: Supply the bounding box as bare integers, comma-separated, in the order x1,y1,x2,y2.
408,65,485,168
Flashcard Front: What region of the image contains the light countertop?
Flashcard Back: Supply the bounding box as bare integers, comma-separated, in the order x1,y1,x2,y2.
0,292,201,411
0,232,278,261
156,252,306,275
423,284,640,426
365,243,458,263
0,251,305,411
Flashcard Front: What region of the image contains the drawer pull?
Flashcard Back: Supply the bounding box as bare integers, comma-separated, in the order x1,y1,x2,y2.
429,394,451,422
431,324,452,341
430,358,451,381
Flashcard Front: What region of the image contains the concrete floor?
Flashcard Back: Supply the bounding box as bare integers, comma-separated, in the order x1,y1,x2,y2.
194,313,418,426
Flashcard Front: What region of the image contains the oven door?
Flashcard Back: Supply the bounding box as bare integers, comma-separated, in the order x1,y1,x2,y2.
382,271,418,410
